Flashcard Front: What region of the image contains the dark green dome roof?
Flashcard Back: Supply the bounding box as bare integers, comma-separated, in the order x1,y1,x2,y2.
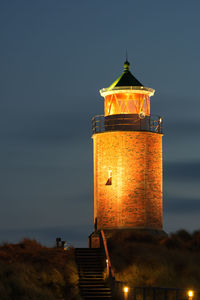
107,60,143,90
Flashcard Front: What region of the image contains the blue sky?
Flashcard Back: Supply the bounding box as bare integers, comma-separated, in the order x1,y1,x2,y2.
0,0,200,247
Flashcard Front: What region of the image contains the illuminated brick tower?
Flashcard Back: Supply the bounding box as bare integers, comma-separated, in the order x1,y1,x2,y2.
90,60,163,246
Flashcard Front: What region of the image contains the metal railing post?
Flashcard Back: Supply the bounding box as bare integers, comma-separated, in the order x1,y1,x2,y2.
143,287,146,300
149,116,151,131
164,289,168,300
153,288,156,300
133,288,136,300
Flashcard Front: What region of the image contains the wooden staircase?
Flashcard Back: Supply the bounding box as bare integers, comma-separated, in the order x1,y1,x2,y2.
75,248,113,299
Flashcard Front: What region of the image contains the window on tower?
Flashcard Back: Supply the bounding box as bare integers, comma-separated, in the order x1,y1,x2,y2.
106,170,112,185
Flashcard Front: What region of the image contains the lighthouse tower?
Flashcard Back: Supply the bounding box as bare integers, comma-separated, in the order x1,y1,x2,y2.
90,60,163,247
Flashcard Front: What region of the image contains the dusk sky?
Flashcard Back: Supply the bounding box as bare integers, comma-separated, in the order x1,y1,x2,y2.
0,0,200,247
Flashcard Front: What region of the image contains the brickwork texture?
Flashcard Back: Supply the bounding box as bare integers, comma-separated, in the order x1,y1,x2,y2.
93,131,163,230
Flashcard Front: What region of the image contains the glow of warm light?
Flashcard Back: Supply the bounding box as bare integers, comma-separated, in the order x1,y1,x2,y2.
104,92,151,116
106,259,108,264
188,290,194,297
123,286,129,293
108,170,112,178
93,131,163,230
159,117,162,123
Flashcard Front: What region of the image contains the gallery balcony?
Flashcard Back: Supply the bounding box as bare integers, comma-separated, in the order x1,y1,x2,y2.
92,114,163,134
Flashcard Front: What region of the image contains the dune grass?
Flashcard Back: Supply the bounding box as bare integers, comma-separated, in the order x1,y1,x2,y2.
107,230,200,289
0,239,81,300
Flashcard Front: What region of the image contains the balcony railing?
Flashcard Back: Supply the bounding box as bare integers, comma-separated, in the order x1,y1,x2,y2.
92,114,163,134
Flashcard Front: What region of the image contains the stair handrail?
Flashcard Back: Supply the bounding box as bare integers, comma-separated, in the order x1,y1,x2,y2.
100,230,115,280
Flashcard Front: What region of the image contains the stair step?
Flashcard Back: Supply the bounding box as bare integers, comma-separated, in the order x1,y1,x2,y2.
79,274,104,276
79,272,104,274
80,273,104,276
76,256,104,258
80,276,104,278
78,264,104,266
82,296,112,297
82,295,112,298
76,253,104,255
77,262,104,265
77,262,104,264
75,250,102,252
81,288,111,292
81,292,112,296
82,276,103,281
79,281,106,284
78,265,104,268
80,284,108,287
79,273,104,278
81,291,111,296
76,252,103,254
79,278,105,281
75,247,112,300
76,255,104,257
79,277,105,281
76,258,104,260
80,270,104,272
79,270,104,272
84,295,112,300
81,290,111,292
77,258,104,260
81,276,104,279
75,251,103,254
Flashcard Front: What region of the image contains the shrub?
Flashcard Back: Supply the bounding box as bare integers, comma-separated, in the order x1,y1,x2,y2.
0,239,80,300
108,230,200,289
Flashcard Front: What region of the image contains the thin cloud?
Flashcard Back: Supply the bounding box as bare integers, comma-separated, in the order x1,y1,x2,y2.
164,196,200,213
0,112,92,143
0,224,91,247
164,161,200,181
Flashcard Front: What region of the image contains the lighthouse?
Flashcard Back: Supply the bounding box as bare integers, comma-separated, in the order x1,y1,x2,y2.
89,60,163,247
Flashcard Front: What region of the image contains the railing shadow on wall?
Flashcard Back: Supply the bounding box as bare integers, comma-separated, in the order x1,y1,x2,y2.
100,230,128,299
100,230,115,280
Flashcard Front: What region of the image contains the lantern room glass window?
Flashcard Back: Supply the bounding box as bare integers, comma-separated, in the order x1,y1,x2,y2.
104,93,150,116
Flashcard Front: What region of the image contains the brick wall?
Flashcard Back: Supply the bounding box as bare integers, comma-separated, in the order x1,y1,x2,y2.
93,131,163,230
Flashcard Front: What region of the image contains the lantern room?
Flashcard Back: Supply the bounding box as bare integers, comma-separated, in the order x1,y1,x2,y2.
100,61,154,118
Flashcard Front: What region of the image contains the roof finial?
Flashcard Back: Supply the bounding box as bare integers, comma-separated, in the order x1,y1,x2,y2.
126,48,128,62
124,49,130,71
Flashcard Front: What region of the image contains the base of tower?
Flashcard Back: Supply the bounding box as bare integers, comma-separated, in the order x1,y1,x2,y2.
88,228,167,248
